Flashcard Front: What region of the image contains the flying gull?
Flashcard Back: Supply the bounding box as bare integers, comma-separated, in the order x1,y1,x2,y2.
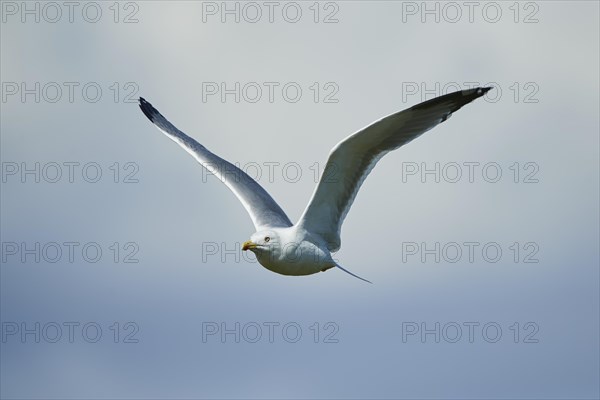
139,87,491,283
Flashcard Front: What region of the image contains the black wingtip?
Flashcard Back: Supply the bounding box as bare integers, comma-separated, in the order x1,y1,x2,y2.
463,86,493,100
139,97,157,123
478,86,493,96
410,86,492,114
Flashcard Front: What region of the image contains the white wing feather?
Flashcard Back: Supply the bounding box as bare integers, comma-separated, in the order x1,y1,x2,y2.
139,98,292,230
298,87,491,251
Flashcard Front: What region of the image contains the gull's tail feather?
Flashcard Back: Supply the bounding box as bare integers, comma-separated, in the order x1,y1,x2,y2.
335,263,372,284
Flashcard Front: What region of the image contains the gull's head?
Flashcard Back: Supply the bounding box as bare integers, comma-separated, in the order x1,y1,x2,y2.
242,230,279,254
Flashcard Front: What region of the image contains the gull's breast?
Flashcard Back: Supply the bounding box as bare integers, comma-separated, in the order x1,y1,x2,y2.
256,241,333,276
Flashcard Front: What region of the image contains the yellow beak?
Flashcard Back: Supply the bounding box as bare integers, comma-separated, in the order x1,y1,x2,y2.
242,240,257,251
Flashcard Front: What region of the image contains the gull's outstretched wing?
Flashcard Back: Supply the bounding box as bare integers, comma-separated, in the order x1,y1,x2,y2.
139,98,292,230
298,87,491,251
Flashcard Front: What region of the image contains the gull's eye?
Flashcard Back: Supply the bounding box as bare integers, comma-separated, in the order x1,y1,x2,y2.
264,236,270,243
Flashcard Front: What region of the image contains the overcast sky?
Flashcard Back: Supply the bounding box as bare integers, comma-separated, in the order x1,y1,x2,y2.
1,1,599,399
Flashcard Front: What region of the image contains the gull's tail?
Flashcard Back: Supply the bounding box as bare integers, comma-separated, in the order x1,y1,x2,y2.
335,263,372,284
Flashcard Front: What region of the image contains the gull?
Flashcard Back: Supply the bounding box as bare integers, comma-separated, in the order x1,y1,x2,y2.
139,87,491,283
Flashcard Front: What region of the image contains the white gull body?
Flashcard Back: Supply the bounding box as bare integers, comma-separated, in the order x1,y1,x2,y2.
139,87,491,283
